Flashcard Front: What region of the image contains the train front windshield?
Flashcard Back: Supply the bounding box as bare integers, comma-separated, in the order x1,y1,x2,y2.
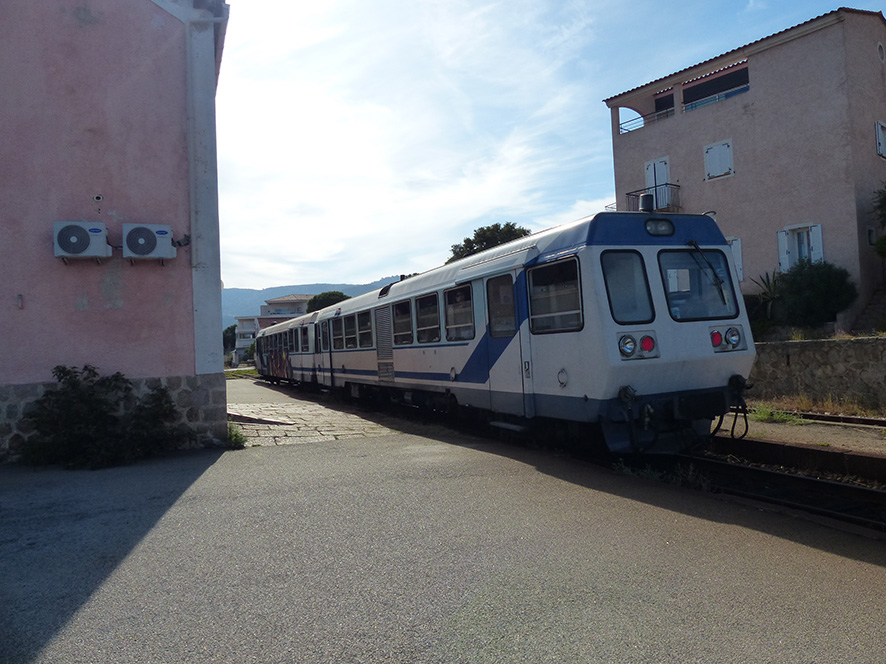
601,248,739,323
658,249,738,321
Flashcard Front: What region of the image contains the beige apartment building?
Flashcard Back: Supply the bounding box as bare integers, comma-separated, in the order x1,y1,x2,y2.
604,8,886,330
234,295,312,358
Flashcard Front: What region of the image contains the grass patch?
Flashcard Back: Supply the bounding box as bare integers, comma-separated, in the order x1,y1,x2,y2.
225,367,259,380
749,404,806,425
747,395,886,419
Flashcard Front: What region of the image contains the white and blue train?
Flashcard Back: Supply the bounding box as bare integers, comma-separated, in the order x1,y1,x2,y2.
255,210,755,454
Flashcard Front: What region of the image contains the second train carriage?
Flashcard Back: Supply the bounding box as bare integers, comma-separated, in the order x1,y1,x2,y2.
255,211,756,454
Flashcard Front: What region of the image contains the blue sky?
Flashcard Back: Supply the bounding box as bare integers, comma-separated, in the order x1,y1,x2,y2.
216,1,884,289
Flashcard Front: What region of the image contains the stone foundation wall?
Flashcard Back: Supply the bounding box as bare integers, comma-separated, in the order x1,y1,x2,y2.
749,337,886,407
0,372,227,462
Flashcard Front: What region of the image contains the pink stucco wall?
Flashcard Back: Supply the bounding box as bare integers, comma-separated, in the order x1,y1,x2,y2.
0,0,198,384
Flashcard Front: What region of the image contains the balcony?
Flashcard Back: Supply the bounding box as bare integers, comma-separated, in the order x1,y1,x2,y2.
625,184,681,212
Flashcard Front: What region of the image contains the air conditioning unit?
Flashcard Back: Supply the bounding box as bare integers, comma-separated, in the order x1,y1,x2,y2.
122,223,177,260
54,222,113,260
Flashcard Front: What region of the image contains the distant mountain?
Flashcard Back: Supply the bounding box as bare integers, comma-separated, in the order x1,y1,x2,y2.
222,276,400,329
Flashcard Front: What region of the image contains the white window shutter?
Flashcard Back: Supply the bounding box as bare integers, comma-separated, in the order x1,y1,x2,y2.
810,224,824,262
777,230,790,272
704,141,734,179
877,122,886,157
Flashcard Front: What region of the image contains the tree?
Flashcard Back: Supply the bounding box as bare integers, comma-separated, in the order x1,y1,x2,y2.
447,222,531,263
307,291,350,313
223,324,237,353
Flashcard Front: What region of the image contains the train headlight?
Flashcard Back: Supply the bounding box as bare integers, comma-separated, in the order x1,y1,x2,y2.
711,330,723,347
725,327,741,347
618,335,637,357
645,219,675,236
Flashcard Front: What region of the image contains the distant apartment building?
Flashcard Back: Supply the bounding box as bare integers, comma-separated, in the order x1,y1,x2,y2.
0,0,229,457
235,295,311,357
603,8,886,330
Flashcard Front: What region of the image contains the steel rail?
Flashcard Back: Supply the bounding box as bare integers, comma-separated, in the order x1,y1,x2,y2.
736,406,886,428
674,454,886,532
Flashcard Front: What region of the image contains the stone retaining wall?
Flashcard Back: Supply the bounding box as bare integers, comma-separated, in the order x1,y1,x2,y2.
0,372,227,462
749,337,886,407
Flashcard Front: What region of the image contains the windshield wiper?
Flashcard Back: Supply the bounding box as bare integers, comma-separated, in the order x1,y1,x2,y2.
687,240,726,305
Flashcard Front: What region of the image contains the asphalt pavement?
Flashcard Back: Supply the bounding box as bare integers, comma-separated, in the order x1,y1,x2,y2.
1,379,885,663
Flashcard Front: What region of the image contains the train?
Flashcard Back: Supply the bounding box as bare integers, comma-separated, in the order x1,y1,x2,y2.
255,208,755,454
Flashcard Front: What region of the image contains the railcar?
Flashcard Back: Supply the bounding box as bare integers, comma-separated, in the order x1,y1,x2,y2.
255,209,755,454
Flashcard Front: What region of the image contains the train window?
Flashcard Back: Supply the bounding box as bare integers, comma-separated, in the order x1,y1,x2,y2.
658,249,739,321
528,259,582,333
331,318,344,350
601,251,654,325
393,300,413,345
320,321,330,352
445,286,475,341
315,325,322,353
300,327,310,352
344,315,358,348
416,294,441,343
487,275,516,338
358,311,373,348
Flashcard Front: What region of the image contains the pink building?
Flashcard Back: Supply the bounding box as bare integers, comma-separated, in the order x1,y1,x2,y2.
604,8,886,331
0,0,229,457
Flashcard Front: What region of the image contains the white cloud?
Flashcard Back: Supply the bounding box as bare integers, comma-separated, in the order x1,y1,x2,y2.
216,0,604,288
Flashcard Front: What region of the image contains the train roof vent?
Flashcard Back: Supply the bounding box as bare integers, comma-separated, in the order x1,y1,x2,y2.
639,194,654,213
379,283,394,298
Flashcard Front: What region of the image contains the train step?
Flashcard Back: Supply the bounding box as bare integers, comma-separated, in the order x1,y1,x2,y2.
488,421,529,434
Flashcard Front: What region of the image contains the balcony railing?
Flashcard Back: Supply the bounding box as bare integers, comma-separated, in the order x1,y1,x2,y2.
682,84,749,113
618,107,675,134
625,184,681,212
618,83,750,133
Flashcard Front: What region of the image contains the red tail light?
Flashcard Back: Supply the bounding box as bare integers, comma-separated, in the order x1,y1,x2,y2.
711,331,723,347
640,335,655,352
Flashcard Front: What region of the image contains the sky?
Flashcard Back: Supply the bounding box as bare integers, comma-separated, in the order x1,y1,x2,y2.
215,0,885,290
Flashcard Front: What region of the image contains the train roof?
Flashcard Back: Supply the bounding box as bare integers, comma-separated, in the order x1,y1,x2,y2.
256,211,726,337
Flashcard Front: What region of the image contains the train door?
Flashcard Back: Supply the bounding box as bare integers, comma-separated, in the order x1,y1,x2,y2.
310,321,319,384
317,320,331,387
329,316,344,388
485,272,529,417
289,328,299,381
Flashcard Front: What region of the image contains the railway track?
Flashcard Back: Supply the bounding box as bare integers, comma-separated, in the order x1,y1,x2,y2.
740,406,886,428
673,454,886,533
619,444,886,533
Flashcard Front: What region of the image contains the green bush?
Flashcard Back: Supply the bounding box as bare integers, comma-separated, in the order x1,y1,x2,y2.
128,386,179,459
22,365,179,469
226,421,248,450
777,259,858,328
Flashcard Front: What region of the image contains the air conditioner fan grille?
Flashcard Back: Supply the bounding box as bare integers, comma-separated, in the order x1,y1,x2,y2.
126,226,158,256
57,224,91,255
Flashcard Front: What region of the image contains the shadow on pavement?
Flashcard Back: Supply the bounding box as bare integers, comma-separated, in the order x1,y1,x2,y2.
245,380,886,567
0,449,223,664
